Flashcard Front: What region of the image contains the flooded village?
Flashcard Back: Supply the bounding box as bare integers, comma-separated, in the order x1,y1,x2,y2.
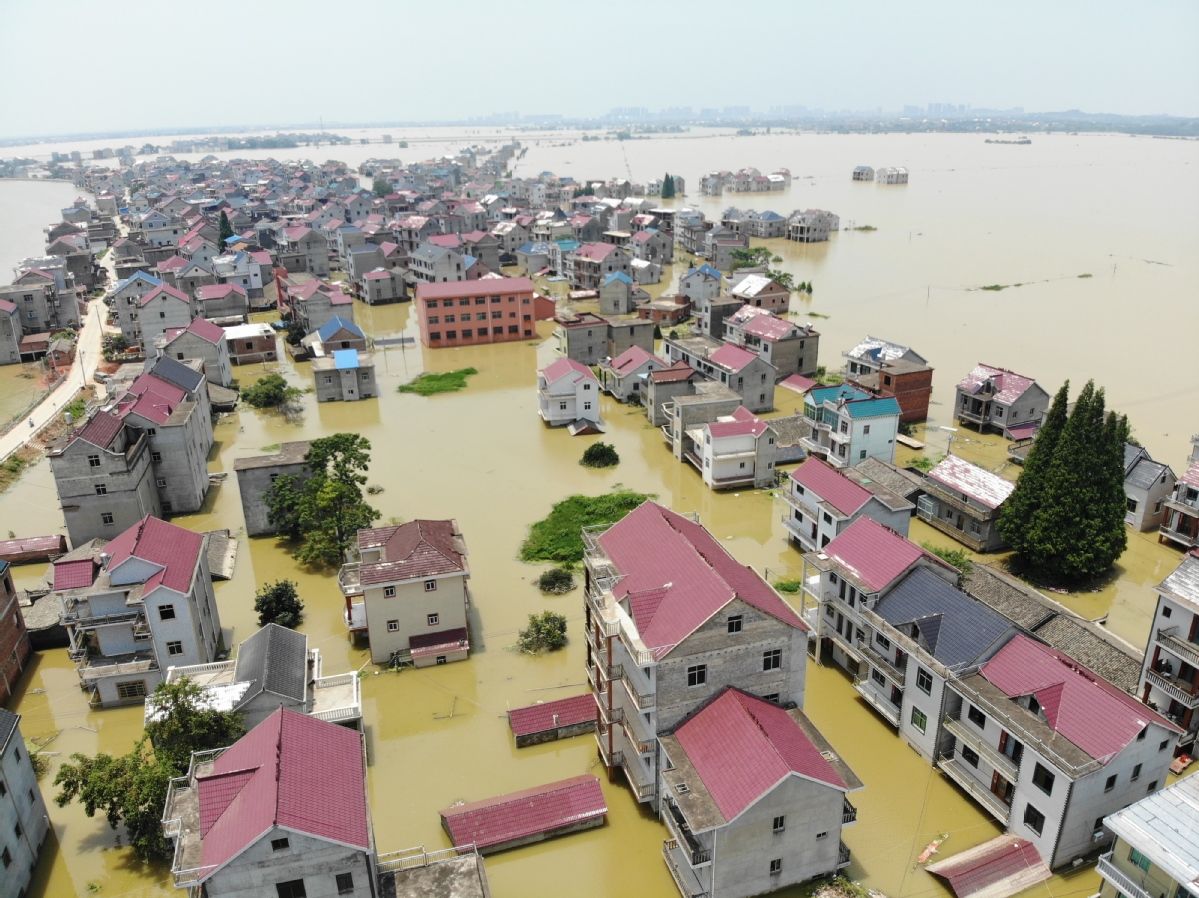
0,122,1196,898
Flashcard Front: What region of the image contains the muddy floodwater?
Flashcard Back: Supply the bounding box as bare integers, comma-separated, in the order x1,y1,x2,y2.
2,131,1196,898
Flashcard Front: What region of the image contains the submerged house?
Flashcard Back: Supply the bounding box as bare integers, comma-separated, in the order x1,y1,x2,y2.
915,455,1015,552
954,364,1049,438
537,357,603,431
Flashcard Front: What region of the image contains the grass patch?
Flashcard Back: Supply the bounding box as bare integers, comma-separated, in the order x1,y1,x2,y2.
520,491,653,564
0,450,35,494
1077,272,1093,278
980,284,1007,291
397,367,479,396
773,579,803,594
65,397,86,420
922,541,973,574
850,224,877,232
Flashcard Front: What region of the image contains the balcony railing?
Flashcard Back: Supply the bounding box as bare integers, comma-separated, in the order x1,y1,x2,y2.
595,733,624,769
937,753,1012,824
943,716,1020,781
838,842,852,869
1159,525,1199,549
860,641,906,685
842,799,857,825
664,802,713,866
1145,669,1199,709
337,562,363,597
662,840,710,898
377,844,480,877
853,677,901,727
622,720,655,756
621,673,656,712
1157,627,1199,670
1096,853,1153,898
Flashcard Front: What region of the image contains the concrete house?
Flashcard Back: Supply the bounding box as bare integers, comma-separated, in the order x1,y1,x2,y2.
312,349,377,402
0,560,33,705
0,278,79,335
1160,438,1199,550
570,243,631,290
138,283,196,351
729,273,791,317
801,384,900,468
599,345,667,403
57,516,222,707
786,209,840,243
538,357,602,430
942,634,1180,869
955,363,1050,437
1123,444,1175,532
783,456,914,552
48,410,161,546
0,710,50,898
852,166,875,181
586,501,810,805
658,689,861,898
679,265,723,308
599,272,639,315
163,708,375,898
630,228,673,264
284,278,354,334
232,441,313,538
110,271,165,343
723,306,819,379
663,336,777,413
160,317,233,387
681,406,779,491
175,261,217,300
195,283,248,323
409,243,465,284
553,310,609,365
877,167,909,185
339,520,471,667
1095,774,1199,898
915,455,1016,552
223,322,278,366
843,336,934,423
646,362,703,426
361,268,406,304
416,277,541,348
303,316,367,357
0,300,21,365
1136,550,1199,751
276,225,331,276
160,624,361,730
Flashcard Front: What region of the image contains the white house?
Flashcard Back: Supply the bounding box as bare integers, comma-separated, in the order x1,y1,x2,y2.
801,384,900,467
537,357,602,430
783,455,913,552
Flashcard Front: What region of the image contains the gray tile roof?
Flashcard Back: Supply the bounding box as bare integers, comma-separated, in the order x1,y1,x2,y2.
1126,456,1172,491
874,567,1018,670
233,624,308,704
147,355,205,394
963,565,1054,630
0,708,18,752
1159,553,1199,614
849,457,925,501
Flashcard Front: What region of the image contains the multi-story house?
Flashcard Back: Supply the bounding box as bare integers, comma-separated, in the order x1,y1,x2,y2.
1095,774,1198,898
339,519,471,667
160,623,361,730
585,500,809,805
1137,550,1199,750
163,708,375,898
0,561,32,705
658,688,862,898
0,300,20,365
786,209,840,243
283,279,354,334
137,283,196,351
942,634,1180,869
0,709,50,898
877,167,909,185
629,228,673,265
1122,444,1175,532
954,363,1050,437
312,349,377,402
409,243,465,284
599,345,668,403
728,274,791,317
679,406,779,490
915,455,1015,552
232,441,313,538
195,283,248,323
0,278,79,334
416,277,539,348
538,357,603,430
723,306,819,379
852,166,875,181
159,317,233,387
663,335,777,413
553,310,609,364
56,515,223,707
801,384,900,468
783,456,914,552
48,409,161,546
843,335,934,423
138,209,184,246
1160,436,1199,550
275,226,330,276
678,265,723,309
570,243,631,290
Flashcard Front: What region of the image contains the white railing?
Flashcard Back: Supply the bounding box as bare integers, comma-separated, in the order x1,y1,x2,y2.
167,661,234,683
1158,627,1199,669
937,754,1012,823
1145,669,1199,709
943,716,1020,781
1096,853,1153,898
377,843,480,876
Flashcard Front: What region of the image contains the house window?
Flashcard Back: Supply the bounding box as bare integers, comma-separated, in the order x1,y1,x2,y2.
159,605,176,621
1,847,9,869
276,882,307,898
910,707,928,733
1104,774,1117,792
1126,497,1138,512
383,586,396,598
151,451,163,462
875,632,891,650
156,478,167,488
967,705,986,728
687,664,707,687
336,873,355,896
1131,763,1142,781
88,454,101,467
769,859,782,876
1032,763,1055,795
916,667,933,695
559,401,568,411
727,615,743,634
1159,739,1170,751
424,579,437,592
116,680,147,699
271,837,290,851
1023,803,1045,836
324,375,333,384
95,484,107,495
762,649,782,671
166,640,184,656
1146,781,1157,793
386,620,399,632
1129,848,1151,872
961,746,980,768
871,669,886,687
427,613,439,627
816,831,828,840
772,815,786,833
101,512,115,526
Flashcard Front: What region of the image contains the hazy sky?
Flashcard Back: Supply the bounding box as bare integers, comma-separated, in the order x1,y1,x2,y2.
2,0,1197,138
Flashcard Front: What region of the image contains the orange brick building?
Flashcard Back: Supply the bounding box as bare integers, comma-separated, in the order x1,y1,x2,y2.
416,277,550,348
0,561,32,704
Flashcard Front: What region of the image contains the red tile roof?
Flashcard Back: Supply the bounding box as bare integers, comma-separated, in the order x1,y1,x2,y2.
415,277,534,301
791,457,872,516
178,317,226,345
409,626,469,656
573,242,617,262
822,516,936,592
597,502,806,659
196,708,369,876
957,363,1038,405
137,283,190,308
708,343,757,373
508,694,598,738
0,299,15,314
648,360,695,384
707,408,769,438
440,775,606,851
73,409,125,450
675,689,848,820
606,345,661,375
53,558,97,591
979,634,1180,762
196,283,246,301
541,357,598,385
356,519,466,585
926,835,1050,898
105,515,203,594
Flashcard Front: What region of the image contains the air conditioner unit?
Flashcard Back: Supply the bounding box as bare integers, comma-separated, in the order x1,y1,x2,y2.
1092,830,1106,843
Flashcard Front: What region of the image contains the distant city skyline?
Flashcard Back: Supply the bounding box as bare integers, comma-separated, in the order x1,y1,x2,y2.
1,0,1197,140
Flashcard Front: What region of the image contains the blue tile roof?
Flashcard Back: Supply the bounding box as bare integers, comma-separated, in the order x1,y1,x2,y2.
604,272,633,286
844,397,901,419
333,349,360,370
684,263,723,281
808,384,871,405
115,270,163,292
316,316,363,342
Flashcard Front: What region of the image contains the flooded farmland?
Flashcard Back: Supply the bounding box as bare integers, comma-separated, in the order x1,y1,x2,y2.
1,129,1196,898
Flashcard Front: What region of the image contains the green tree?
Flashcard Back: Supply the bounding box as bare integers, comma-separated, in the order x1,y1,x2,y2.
517,611,568,653
998,381,1069,556
767,269,795,291
265,433,380,566
241,373,302,409
254,579,305,628
218,210,235,245
537,567,575,594
661,173,676,198
144,678,245,772
580,442,620,468
285,319,307,346
730,246,772,270
372,176,391,198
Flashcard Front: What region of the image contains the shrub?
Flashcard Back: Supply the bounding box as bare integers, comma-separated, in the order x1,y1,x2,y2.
397,368,479,396
254,579,305,628
537,567,576,594
922,542,973,575
580,442,620,468
241,373,301,409
520,491,652,564
517,611,568,653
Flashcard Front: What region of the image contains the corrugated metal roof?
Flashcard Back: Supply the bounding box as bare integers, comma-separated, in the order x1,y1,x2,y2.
926,836,1050,898
507,694,597,738
106,516,203,594
926,456,1015,509
440,775,606,851
791,457,871,516
1104,774,1199,887
821,517,934,592
1157,551,1199,613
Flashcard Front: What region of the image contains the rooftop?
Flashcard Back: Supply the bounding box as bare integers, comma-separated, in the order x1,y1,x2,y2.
507,694,597,738
791,456,872,517
925,455,1016,509
957,363,1039,405
415,277,534,301
232,440,312,471
440,775,606,852
1103,774,1199,889
817,516,947,593
106,515,204,595
356,519,467,586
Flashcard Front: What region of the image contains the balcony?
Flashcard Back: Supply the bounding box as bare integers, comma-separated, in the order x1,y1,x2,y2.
310,672,362,724
78,654,158,684
663,840,710,898
943,716,1020,781
343,600,366,632
853,677,901,727
826,626,865,665
842,799,857,825
1159,525,1199,550
337,562,362,597
1158,626,1199,669
664,802,712,866
838,842,852,870
937,754,1012,824
1096,853,1153,898
595,732,624,769
860,641,906,685
621,672,656,712
1145,668,1199,709
622,719,656,756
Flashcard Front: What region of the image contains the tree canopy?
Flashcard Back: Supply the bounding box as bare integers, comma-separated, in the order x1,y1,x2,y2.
997,380,1129,584
266,433,380,566
730,246,773,270
255,579,305,628
661,173,676,198
241,372,302,409
372,176,391,198
518,611,568,653
218,210,234,245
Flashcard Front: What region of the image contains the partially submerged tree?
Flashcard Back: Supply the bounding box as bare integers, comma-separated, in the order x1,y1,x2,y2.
661,173,676,198
537,567,575,594
255,579,305,628
372,176,391,198
580,442,620,468
241,373,302,409
518,611,568,653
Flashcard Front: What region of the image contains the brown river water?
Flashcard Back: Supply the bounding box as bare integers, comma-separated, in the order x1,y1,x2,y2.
1,130,1196,898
